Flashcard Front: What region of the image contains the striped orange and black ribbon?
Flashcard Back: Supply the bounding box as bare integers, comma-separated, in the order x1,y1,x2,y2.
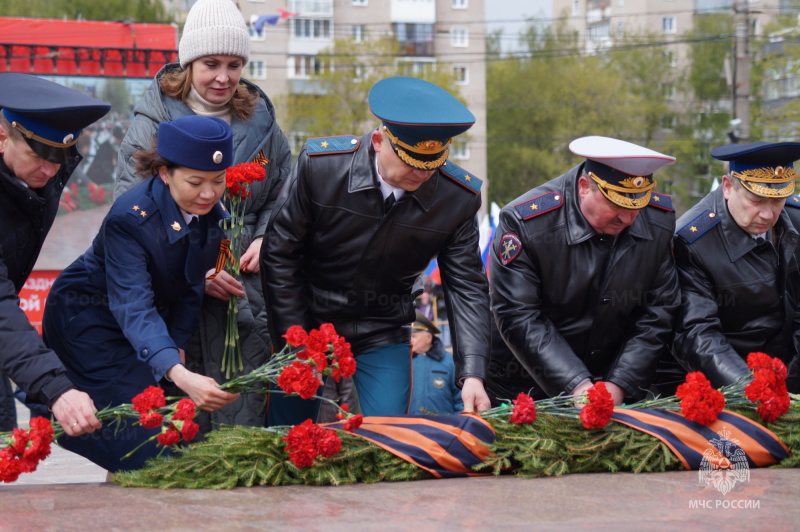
324,413,496,478
206,239,233,280
610,408,789,470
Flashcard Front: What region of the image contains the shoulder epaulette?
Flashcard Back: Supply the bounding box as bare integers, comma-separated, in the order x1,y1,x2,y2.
306,135,360,156
786,196,800,209
676,209,720,244
513,192,564,220
648,191,674,212
439,161,482,194
126,197,157,225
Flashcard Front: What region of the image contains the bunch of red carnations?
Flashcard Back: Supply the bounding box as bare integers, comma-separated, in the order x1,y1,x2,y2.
0,417,53,483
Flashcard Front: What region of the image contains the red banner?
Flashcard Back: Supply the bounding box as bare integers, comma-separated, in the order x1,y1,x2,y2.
19,270,60,335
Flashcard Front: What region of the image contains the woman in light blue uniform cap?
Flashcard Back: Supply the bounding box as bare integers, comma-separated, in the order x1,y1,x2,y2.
43,115,240,472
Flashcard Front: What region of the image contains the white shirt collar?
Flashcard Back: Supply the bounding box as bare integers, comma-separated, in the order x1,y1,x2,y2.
374,155,405,201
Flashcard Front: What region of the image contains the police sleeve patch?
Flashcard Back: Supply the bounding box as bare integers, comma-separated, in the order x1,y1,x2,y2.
513,192,563,220
648,191,674,212
676,209,720,244
498,233,523,265
306,135,360,156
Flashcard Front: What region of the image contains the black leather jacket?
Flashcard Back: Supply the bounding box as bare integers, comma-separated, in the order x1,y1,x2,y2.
262,131,491,383
489,164,680,400
0,155,80,407
673,187,800,389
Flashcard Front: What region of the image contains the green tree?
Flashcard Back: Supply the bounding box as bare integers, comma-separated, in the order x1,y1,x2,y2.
486,21,660,206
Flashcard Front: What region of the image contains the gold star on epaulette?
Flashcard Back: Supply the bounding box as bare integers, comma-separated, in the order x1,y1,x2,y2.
140,210,147,217
321,141,329,148
531,204,539,210
171,221,181,231
132,205,140,211
690,226,698,232
793,197,800,203
654,196,661,202
465,175,471,181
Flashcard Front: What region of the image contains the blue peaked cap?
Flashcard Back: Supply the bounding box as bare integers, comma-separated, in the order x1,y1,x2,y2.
711,141,800,198
369,76,474,170
0,73,110,164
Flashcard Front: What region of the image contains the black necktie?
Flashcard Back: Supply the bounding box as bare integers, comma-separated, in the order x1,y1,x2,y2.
188,216,204,246
384,193,396,213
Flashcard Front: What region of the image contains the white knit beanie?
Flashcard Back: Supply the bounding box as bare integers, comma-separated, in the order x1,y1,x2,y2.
179,0,250,68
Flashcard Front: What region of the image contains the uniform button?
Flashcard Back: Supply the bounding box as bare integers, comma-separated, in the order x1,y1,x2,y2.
590,350,602,357
141,348,149,357
600,297,611,304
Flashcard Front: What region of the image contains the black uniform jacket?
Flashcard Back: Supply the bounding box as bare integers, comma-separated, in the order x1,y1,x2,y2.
262,132,490,383
489,163,680,400
0,155,80,407
673,187,800,389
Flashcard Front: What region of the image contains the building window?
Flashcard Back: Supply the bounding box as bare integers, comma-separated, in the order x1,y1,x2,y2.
353,63,366,81
394,23,434,56
293,18,332,39
451,140,469,160
453,65,468,85
572,0,580,15
451,27,468,48
661,114,674,130
664,49,676,67
662,17,676,34
662,83,675,100
249,60,266,80
352,24,365,43
452,0,467,8
616,21,624,37
289,55,324,78
248,26,266,41
352,0,367,5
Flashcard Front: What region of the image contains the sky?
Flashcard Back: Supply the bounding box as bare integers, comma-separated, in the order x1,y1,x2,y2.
484,0,552,53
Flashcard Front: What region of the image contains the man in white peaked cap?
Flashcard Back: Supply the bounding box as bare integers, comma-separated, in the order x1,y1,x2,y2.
486,136,680,406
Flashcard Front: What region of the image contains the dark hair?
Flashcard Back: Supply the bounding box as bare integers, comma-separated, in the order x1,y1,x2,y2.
0,113,23,141
133,149,178,179
159,62,258,121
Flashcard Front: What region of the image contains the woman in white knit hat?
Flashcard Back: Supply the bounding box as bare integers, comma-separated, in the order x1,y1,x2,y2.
113,0,292,431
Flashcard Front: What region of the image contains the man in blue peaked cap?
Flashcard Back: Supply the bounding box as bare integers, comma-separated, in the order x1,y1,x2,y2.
0,73,110,434
262,76,491,425
671,141,800,391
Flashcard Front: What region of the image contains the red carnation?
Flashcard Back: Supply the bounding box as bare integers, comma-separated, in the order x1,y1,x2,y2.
132,386,166,414
173,398,197,421
745,354,790,422
157,427,182,447
510,393,537,424
284,325,309,347
343,414,363,432
139,411,164,429
277,361,321,399
283,419,343,467
179,420,200,442
579,382,615,429
676,372,725,426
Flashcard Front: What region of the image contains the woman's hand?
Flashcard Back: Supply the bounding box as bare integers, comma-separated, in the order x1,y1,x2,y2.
166,364,240,411
204,268,245,301
239,237,262,274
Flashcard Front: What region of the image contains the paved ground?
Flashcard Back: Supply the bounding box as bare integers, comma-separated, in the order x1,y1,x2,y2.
2,400,798,531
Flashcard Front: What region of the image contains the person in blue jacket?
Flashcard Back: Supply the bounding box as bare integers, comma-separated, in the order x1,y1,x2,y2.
43,115,240,472
409,311,464,415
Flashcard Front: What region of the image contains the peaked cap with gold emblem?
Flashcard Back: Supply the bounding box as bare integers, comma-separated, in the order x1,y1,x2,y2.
711,141,800,199
569,136,675,210
368,76,474,171
0,73,110,164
